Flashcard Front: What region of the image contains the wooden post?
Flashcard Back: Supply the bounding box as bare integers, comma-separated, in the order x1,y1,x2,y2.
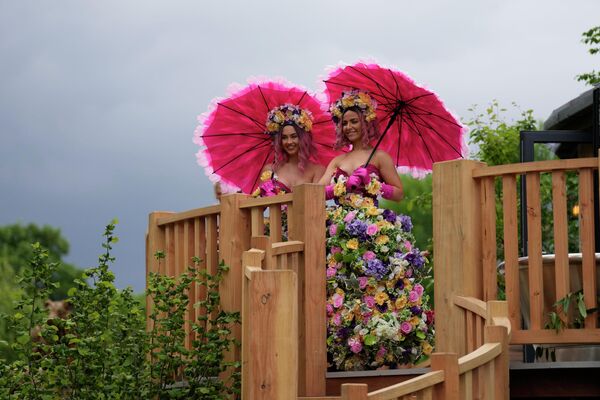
433,160,484,355
289,184,326,396
340,383,368,400
219,194,251,367
485,325,509,400
431,353,459,400
146,211,173,331
242,268,298,399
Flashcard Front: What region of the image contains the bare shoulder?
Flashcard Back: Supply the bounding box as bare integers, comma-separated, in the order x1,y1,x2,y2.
373,149,394,166
261,163,274,173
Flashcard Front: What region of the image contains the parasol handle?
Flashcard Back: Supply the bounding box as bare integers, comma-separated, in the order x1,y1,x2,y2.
364,106,401,167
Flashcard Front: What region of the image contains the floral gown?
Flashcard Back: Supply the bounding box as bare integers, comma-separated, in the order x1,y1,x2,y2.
326,165,435,371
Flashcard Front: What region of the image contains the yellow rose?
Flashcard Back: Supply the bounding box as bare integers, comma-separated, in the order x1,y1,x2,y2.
367,206,379,216
375,235,389,245
358,92,372,106
366,180,381,195
410,316,421,326
251,188,260,197
350,194,363,208
334,181,346,196
403,279,412,291
342,96,355,108
260,170,273,181
422,342,433,355
274,110,285,122
346,239,359,250
267,122,279,132
335,288,345,296
395,296,407,309
374,292,389,305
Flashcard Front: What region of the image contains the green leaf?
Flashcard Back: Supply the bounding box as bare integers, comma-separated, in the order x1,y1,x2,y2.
364,335,377,346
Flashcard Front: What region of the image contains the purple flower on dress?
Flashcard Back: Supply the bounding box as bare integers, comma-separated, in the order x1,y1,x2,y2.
410,306,422,315
346,219,367,238
382,209,397,223
399,215,413,232
365,258,387,280
404,249,425,269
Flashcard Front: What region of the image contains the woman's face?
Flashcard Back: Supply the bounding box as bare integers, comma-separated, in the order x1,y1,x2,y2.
342,110,362,143
281,125,299,156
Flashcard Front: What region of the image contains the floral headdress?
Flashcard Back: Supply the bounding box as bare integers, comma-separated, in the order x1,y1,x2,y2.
330,90,377,123
265,104,313,135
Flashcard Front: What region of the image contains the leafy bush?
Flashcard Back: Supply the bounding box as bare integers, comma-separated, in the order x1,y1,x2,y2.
0,221,239,399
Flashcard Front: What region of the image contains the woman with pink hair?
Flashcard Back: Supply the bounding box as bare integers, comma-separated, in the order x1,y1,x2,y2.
254,104,324,196
318,91,403,201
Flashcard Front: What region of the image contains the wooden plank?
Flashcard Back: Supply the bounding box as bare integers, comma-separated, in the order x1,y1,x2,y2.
432,353,459,400
175,222,184,277
218,194,250,380
526,172,544,330
251,207,265,237
475,315,483,349
551,171,570,324
502,175,520,331
165,224,175,276
433,160,484,356
466,311,475,353
510,328,600,344
340,384,368,400
481,176,498,301
146,211,172,331
183,220,195,349
289,184,327,396
367,371,444,400
457,343,501,374
418,386,433,400
579,168,597,328
453,296,487,317
156,204,221,226
206,215,218,276
486,325,509,400
195,217,207,333
239,193,293,208
243,269,298,399
271,240,304,255
269,204,283,244
461,371,472,400
472,157,598,178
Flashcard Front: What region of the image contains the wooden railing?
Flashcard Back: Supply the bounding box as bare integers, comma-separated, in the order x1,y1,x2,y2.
146,184,326,397
296,299,511,400
433,158,600,355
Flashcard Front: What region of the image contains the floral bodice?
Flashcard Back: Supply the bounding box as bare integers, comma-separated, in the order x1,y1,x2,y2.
252,170,291,197
329,164,385,208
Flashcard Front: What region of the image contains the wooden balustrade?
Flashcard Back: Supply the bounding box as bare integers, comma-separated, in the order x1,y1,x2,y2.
146,184,326,397
435,158,600,352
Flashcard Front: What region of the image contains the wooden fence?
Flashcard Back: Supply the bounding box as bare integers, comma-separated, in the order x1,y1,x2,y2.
433,158,600,355
146,184,326,397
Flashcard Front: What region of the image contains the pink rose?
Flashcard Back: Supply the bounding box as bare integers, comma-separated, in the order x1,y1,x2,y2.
326,266,337,278
348,337,363,354
401,321,413,334
414,283,424,296
326,303,334,315
362,251,376,261
404,240,412,251
409,290,420,303
377,346,387,358
343,211,356,223
333,293,344,308
366,224,379,236
405,268,413,278
329,224,338,236
333,313,341,326
358,276,368,289
362,313,372,324
364,296,375,308
331,246,342,255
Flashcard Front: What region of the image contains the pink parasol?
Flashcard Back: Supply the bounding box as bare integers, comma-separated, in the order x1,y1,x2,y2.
194,78,338,194
322,61,467,177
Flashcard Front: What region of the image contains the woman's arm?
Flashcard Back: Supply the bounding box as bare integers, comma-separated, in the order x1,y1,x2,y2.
310,163,326,183
317,156,341,185
375,151,404,201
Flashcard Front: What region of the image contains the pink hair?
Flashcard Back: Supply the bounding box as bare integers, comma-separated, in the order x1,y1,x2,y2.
334,107,380,150
272,124,316,171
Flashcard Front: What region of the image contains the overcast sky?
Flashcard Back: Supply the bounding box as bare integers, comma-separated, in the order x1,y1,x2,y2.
1,1,599,292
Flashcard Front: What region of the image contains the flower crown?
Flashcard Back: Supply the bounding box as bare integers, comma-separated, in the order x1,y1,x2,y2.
330,90,377,123
265,104,313,135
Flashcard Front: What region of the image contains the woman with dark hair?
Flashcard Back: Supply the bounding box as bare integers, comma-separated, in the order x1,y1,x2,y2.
317,91,403,201
253,104,324,196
